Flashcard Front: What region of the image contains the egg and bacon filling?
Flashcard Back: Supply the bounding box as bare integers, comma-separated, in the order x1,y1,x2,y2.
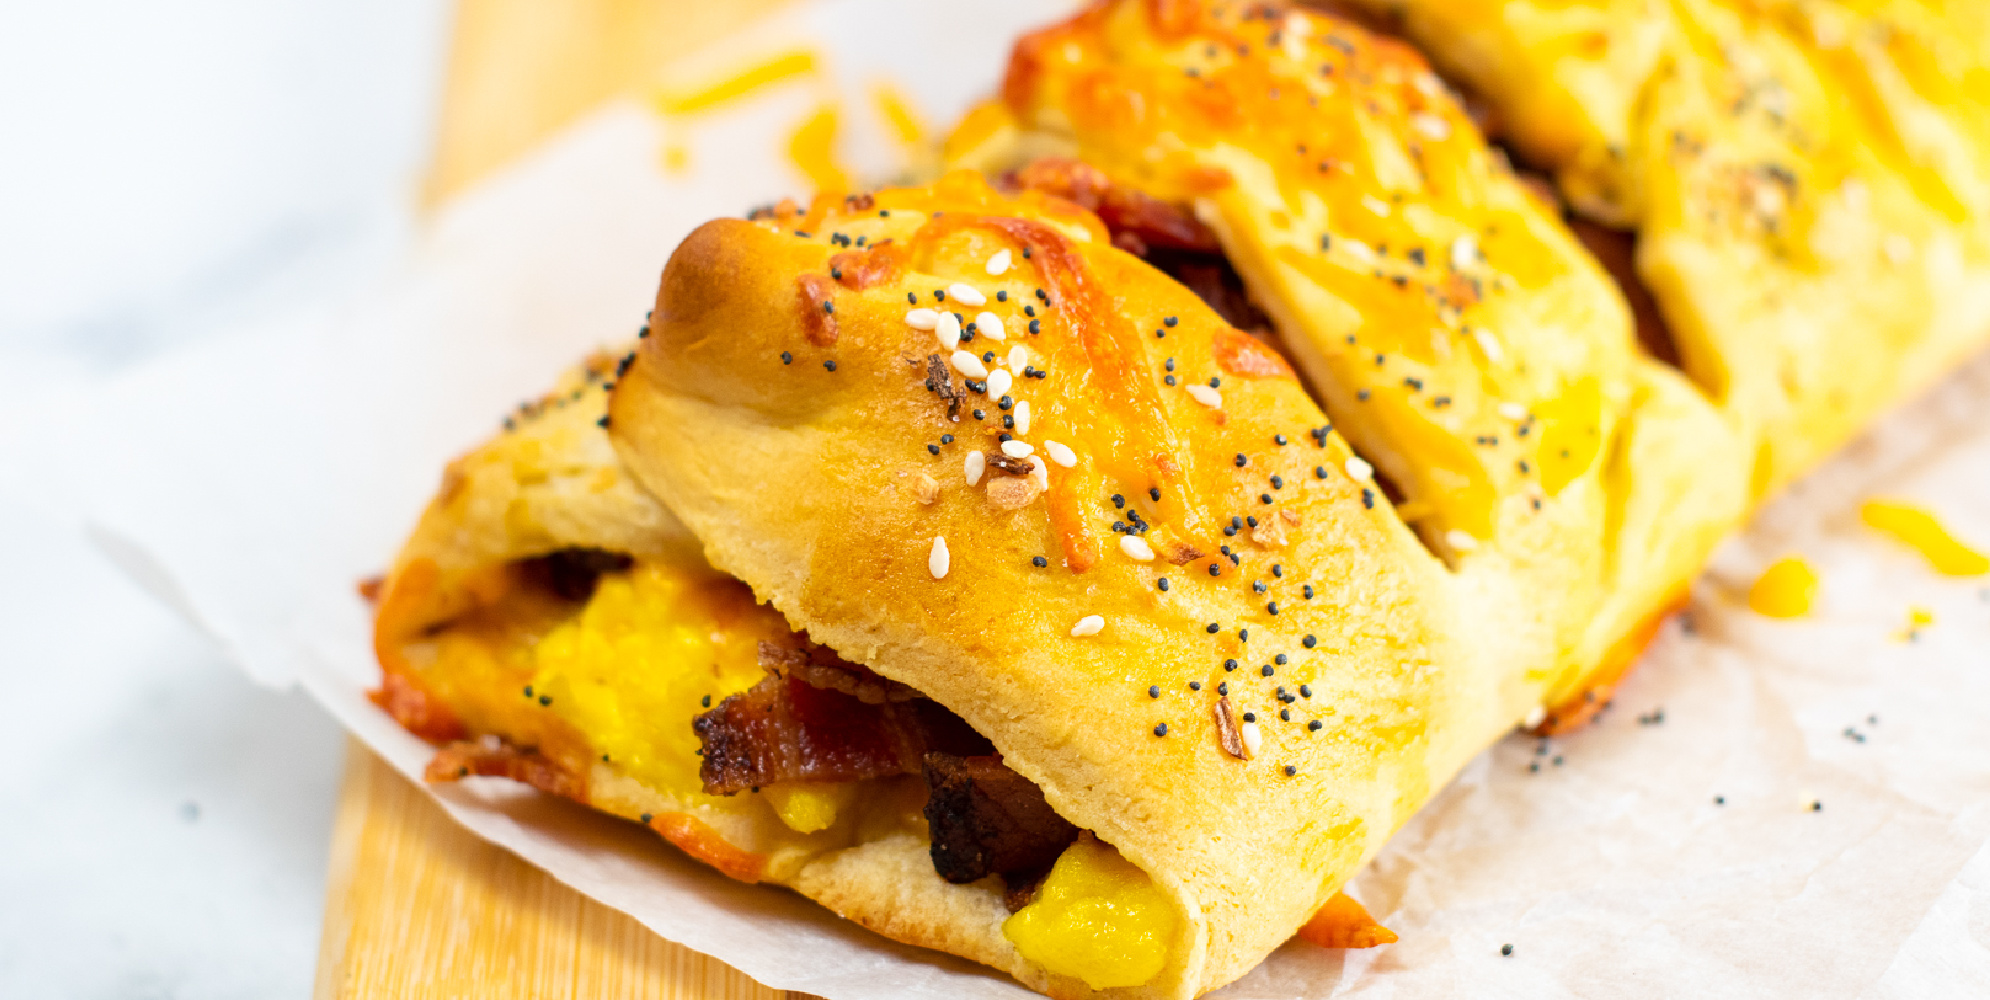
366,349,1194,988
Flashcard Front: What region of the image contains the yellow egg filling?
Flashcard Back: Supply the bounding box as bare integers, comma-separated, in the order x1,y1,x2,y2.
1003,837,1176,990
525,562,785,802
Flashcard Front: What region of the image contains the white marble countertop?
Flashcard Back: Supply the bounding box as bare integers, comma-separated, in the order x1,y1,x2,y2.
0,1,448,994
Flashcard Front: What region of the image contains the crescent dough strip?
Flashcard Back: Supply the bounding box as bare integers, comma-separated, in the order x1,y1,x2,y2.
958,0,1747,718
363,2,1990,997
1339,0,1990,494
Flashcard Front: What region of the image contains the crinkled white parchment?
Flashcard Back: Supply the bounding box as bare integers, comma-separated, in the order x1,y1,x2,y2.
64,1,1990,995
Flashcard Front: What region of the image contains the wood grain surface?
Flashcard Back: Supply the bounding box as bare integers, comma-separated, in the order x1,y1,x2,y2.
315,742,814,1000
320,2,817,996
422,0,791,203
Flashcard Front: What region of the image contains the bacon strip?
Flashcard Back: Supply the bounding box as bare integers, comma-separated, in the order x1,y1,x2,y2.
694,669,989,795
922,753,1079,885
426,740,585,801
1010,157,1221,256
517,547,634,602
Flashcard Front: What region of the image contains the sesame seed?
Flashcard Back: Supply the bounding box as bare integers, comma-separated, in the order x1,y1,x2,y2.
951,350,988,379
986,249,1013,275
964,450,986,485
1498,401,1527,421
977,311,1006,341
1446,530,1480,553
1120,534,1156,561
934,311,962,349
1071,615,1105,637
1044,440,1077,467
1474,328,1505,362
1033,555,1048,567
1000,440,1034,459
1014,400,1032,434
1186,384,1223,407
948,283,987,307
928,537,949,579
1008,346,1029,370
986,369,1013,399
1241,721,1263,756
906,308,940,329
1345,456,1374,480
1411,112,1451,140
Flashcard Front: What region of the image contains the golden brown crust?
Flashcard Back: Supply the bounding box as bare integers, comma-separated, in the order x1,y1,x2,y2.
965,0,1747,717
611,170,1504,998
1351,0,1990,494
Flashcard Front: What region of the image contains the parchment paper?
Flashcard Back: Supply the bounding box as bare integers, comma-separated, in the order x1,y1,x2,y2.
64,1,1990,995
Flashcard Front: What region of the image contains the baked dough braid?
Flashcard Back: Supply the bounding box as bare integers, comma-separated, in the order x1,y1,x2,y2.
950,0,1747,723
1337,0,1990,494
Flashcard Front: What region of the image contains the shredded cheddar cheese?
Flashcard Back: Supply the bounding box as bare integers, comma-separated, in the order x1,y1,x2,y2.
1861,500,1989,577
1748,556,1818,619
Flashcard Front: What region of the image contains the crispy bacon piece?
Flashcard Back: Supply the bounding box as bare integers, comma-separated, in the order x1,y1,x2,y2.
757,642,921,704
517,547,633,602
426,740,586,801
1010,157,1222,256
922,753,1079,885
694,668,989,795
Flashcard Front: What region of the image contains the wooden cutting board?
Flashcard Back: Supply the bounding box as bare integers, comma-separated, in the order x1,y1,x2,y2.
314,2,811,996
